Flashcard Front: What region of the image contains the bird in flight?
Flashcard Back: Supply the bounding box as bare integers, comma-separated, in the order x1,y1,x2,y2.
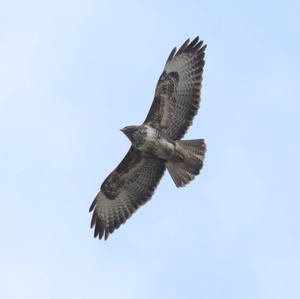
89,37,207,240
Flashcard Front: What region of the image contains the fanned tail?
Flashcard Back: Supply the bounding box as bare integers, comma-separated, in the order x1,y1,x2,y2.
166,139,206,187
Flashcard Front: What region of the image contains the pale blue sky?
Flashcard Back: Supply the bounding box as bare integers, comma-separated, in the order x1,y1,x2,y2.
1,1,299,298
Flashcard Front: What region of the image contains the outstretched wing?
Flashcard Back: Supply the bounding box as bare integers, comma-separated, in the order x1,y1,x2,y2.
144,37,206,140
89,147,166,240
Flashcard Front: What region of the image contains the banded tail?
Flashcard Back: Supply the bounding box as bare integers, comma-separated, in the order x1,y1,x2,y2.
166,139,206,187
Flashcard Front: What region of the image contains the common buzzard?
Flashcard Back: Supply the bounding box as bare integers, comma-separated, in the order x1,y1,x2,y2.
90,37,207,240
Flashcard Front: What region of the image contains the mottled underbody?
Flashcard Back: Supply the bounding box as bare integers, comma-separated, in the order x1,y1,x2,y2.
121,125,176,160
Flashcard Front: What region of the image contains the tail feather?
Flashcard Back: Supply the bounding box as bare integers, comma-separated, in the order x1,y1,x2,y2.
167,139,206,187
177,139,206,158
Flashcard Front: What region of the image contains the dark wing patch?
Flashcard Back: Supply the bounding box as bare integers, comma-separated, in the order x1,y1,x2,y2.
144,71,179,129
89,147,166,240
144,37,206,140
100,146,143,200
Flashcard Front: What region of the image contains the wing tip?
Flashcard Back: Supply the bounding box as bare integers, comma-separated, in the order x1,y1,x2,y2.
200,43,207,53
170,36,206,58
166,47,177,63
89,196,97,212
176,38,190,55
92,217,107,240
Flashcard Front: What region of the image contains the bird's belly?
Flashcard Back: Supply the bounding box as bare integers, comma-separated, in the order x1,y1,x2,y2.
153,139,175,160
140,126,175,160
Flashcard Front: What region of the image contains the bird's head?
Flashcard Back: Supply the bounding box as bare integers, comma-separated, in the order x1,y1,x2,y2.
120,125,139,143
